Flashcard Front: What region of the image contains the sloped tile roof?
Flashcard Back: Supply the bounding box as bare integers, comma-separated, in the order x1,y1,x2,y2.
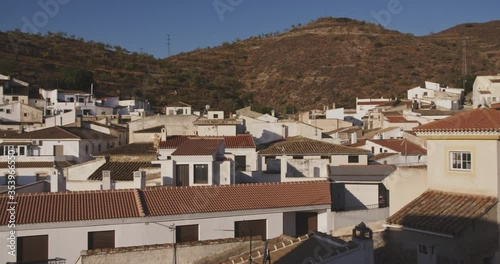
368,139,427,155
0,189,144,225
259,137,370,155
159,135,191,149
134,126,164,134
385,116,420,123
159,135,256,149
172,138,223,156
0,181,331,225
369,152,399,161
414,108,500,132
387,190,498,236
219,134,256,149
95,143,157,156
88,162,152,181
0,161,74,169
4,126,117,140
141,181,331,216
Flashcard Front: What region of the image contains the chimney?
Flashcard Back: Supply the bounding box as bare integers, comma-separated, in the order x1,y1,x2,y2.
76,116,82,127
102,170,112,190
352,222,374,264
133,171,146,189
50,169,66,193
332,103,336,109
271,109,275,117
161,127,167,141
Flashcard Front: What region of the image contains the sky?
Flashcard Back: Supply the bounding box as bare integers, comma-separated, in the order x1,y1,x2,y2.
1,0,499,58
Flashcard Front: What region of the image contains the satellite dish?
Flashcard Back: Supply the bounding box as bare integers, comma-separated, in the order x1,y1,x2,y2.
205,105,210,110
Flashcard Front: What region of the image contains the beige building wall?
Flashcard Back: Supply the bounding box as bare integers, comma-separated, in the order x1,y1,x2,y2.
383,167,428,216
426,139,499,196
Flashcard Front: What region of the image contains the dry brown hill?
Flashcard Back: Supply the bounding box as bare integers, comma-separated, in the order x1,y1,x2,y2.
1,17,499,114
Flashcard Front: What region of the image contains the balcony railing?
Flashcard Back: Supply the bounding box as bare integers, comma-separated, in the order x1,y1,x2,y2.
7,258,66,264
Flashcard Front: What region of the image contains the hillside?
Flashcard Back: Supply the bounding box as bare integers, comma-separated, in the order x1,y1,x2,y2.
1,17,499,114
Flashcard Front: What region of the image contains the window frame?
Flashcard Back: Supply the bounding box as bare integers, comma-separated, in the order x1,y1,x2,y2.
193,164,208,184
348,155,359,164
450,151,472,171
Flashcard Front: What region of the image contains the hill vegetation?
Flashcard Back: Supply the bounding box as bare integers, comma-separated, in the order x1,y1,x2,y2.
1,17,499,114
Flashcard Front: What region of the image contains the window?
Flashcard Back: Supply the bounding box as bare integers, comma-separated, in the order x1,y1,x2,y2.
88,230,115,250
176,225,199,243
235,156,247,171
293,156,304,159
213,114,219,119
348,155,359,163
6,109,11,114
19,146,25,156
379,148,383,153
0,109,3,112
418,244,428,254
79,97,85,103
194,164,208,184
68,97,74,102
85,145,89,154
12,96,18,101
98,144,101,152
371,147,374,153
450,151,472,171
17,235,48,262
23,113,28,117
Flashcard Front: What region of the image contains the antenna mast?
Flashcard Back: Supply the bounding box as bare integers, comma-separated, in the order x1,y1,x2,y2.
167,34,171,57
462,38,467,76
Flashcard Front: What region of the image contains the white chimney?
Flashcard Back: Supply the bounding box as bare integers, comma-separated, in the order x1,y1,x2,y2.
50,170,66,193
133,171,146,189
102,170,112,190
161,127,167,141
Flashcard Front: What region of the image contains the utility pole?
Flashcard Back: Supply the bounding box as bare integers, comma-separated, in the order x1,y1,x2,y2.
462,38,467,76
167,34,171,57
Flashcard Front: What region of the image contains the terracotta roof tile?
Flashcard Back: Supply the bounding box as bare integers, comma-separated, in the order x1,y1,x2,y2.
88,162,152,181
142,181,331,216
385,116,420,123
259,137,370,155
134,126,164,134
159,135,192,149
172,138,223,156
96,143,157,156
0,189,143,225
217,134,256,149
0,181,331,225
414,108,500,133
159,135,255,149
387,190,498,236
368,139,427,155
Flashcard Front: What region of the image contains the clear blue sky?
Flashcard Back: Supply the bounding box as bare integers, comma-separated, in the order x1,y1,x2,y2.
1,0,499,58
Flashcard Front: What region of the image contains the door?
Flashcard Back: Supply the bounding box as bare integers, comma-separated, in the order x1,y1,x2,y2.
54,145,64,156
17,235,48,262
235,219,267,240
176,225,199,243
295,212,318,236
88,230,115,250
176,165,189,187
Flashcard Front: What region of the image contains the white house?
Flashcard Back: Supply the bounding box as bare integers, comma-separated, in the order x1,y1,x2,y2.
156,137,234,186
358,139,427,166
473,75,500,108
257,137,371,183
0,181,332,263
165,101,192,116
0,126,118,164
